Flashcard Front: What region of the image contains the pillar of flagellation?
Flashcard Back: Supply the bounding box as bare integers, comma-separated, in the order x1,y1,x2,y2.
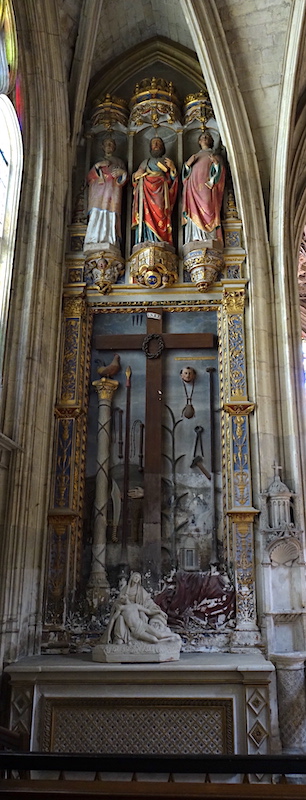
87,377,119,607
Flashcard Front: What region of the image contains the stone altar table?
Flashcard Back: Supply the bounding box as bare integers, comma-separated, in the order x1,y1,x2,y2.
5,652,275,756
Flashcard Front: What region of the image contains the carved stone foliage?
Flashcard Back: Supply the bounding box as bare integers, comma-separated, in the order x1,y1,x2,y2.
225,311,247,400
85,252,125,294
227,512,259,637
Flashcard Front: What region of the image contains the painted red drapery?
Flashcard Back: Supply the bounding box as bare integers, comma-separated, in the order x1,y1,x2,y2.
132,166,178,245
155,570,235,630
182,151,225,241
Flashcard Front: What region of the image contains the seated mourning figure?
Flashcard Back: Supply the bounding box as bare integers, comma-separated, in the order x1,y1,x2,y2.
93,572,181,663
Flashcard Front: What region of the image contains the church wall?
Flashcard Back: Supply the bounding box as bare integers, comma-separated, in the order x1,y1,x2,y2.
0,0,306,756
214,0,292,205
0,0,70,665
268,3,306,522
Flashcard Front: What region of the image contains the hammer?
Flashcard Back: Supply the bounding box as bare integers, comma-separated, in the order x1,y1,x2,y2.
190,455,211,481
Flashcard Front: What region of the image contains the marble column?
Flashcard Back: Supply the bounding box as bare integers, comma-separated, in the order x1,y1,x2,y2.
87,377,118,607
271,653,306,753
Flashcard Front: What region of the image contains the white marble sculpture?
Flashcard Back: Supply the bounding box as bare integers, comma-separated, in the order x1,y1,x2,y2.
92,572,181,663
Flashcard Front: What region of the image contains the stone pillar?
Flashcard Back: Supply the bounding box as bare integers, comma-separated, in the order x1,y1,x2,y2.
45,294,88,641
221,286,260,648
87,377,118,607
272,653,306,753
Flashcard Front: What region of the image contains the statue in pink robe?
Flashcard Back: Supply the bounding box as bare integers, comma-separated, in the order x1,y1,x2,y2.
84,136,127,250
182,131,225,244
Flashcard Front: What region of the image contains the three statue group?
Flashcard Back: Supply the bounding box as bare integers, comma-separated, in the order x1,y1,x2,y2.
83,130,226,252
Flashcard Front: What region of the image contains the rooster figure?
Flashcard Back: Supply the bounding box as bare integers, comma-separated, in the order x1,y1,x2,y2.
97,353,121,378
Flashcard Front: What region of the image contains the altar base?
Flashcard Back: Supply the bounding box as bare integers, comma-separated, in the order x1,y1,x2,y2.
5,652,275,756
92,639,181,663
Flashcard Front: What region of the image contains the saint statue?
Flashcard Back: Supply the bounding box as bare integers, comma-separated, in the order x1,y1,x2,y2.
132,137,178,246
84,136,127,250
102,572,180,645
182,130,226,244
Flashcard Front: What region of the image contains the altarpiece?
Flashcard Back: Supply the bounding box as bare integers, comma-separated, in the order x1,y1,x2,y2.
43,75,259,656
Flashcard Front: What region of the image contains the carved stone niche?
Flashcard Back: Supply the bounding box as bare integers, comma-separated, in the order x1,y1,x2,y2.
260,472,306,655
263,474,295,531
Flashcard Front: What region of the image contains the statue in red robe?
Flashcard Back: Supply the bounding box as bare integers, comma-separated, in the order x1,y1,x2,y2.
84,136,127,250
132,137,178,246
182,131,225,244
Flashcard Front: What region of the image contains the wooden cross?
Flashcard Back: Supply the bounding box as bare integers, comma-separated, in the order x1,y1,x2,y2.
95,309,217,585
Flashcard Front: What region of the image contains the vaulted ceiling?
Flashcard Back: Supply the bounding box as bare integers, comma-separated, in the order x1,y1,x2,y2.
56,0,306,333
58,0,195,80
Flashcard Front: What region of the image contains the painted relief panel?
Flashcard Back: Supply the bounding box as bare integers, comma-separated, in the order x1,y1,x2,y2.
84,310,222,588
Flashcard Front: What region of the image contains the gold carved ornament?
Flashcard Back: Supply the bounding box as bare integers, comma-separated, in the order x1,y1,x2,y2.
63,296,87,318
227,508,259,534
183,90,213,128
90,94,129,130
92,377,119,401
48,513,79,534
223,289,245,315
224,403,255,418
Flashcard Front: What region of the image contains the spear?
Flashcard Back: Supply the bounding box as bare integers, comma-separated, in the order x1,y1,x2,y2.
207,367,218,567
120,366,132,575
